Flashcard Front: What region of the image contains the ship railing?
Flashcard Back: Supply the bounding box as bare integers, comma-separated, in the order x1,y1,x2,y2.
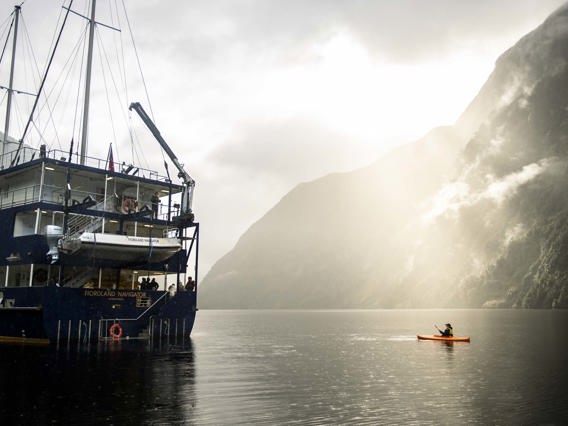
65,195,116,238
0,144,38,169
0,145,170,182
163,227,180,238
63,267,98,288
98,291,170,340
0,184,41,208
52,149,170,182
99,317,191,341
66,214,103,239
98,316,191,341
0,183,105,210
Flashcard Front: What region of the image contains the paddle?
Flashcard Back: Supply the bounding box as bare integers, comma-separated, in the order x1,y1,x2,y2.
434,324,443,335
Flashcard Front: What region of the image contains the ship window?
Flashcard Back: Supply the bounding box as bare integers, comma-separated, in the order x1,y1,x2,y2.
6,264,29,287
13,211,37,237
13,210,63,237
39,211,64,230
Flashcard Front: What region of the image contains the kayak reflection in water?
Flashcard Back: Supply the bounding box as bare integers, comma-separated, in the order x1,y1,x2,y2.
437,323,453,337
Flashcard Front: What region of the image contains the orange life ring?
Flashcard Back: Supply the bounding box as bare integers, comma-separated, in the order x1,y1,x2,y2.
109,323,123,339
122,197,137,213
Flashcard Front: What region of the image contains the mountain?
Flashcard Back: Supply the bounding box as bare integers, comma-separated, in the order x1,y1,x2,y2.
199,4,568,309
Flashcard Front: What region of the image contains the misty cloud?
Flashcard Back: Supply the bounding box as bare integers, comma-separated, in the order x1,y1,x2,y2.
130,0,566,69
503,223,528,247
207,118,373,185
193,117,376,273
422,181,470,222
424,158,552,222
484,160,550,203
5,0,565,279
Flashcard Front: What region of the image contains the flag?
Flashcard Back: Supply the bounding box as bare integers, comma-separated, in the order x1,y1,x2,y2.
106,143,115,172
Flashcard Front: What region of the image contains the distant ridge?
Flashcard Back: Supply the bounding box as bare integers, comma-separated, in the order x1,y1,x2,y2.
199,3,568,309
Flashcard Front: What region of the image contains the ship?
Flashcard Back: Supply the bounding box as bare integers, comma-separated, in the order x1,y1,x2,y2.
0,1,199,344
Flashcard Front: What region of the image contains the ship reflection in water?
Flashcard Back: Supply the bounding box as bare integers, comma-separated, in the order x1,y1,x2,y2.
0,338,196,425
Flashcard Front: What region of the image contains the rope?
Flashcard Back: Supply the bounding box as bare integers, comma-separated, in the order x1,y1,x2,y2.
72,23,88,158
0,12,15,66
11,0,75,165
20,13,63,150
120,0,168,169
20,20,87,153
120,0,152,119
96,27,120,163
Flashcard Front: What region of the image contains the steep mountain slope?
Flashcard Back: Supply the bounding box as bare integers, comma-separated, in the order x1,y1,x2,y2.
199,3,568,308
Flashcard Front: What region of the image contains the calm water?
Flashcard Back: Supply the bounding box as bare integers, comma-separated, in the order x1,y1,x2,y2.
1,309,567,425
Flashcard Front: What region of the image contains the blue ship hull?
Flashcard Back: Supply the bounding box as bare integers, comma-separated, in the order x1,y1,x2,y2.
0,287,196,344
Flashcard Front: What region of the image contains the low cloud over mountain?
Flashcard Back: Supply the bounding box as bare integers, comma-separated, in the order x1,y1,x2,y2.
199,3,568,309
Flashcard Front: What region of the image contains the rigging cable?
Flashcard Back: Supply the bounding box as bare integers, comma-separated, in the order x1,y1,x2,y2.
0,8,16,40
38,27,88,153
113,0,136,164
14,7,88,154
20,12,63,150
24,23,88,155
120,0,169,173
0,12,15,66
95,26,120,164
32,0,71,152
11,0,75,166
72,21,88,163
95,16,133,162
120,0,152,119
121,0,150,169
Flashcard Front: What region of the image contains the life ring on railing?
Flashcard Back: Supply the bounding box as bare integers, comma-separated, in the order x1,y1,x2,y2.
109,323,123,339
121,197,137,213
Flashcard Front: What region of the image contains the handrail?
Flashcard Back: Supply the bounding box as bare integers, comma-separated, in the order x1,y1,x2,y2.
0,184,101,209
0,184,40,208
101,290,169,323
135,290,170,320
0,145,171,182
65,195,112,238
63,267,97,288
98,291,169,340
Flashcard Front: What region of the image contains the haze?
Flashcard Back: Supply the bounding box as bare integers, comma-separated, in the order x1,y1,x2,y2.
0,0,564,274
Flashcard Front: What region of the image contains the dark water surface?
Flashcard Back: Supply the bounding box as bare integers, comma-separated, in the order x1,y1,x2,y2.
1,309,567,425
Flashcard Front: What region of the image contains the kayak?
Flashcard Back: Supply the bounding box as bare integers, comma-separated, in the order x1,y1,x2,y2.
417,334,470,342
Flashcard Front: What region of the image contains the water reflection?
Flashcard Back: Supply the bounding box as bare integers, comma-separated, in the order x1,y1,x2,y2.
1,310,568,425
0,338,196,425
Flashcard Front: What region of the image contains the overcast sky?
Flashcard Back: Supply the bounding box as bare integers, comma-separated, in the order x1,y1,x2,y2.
1,0,565,274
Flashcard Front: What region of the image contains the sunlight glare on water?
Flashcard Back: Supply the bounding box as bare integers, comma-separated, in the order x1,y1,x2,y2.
1,309,567,425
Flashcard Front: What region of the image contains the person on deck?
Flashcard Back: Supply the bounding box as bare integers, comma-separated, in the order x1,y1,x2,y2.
140,278,148,290
186,276,195,292
440,323,454,337
151,192,160,219
150,278,159,291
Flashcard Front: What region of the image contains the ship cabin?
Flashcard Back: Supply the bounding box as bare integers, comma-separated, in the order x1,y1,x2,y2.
0,138,196,291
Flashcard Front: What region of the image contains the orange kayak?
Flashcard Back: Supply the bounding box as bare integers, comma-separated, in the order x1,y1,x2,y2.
417,334,470,342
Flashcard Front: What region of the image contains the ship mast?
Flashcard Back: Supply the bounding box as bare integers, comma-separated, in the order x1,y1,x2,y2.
79,0,97,165
1,4,21,164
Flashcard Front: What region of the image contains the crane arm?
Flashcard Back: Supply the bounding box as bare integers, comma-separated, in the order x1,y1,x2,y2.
129,102,195,214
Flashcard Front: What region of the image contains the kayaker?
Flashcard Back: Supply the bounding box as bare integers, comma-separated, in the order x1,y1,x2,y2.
440,323,453,337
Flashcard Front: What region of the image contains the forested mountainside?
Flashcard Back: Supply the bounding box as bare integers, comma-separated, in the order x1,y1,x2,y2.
199,3,568,308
